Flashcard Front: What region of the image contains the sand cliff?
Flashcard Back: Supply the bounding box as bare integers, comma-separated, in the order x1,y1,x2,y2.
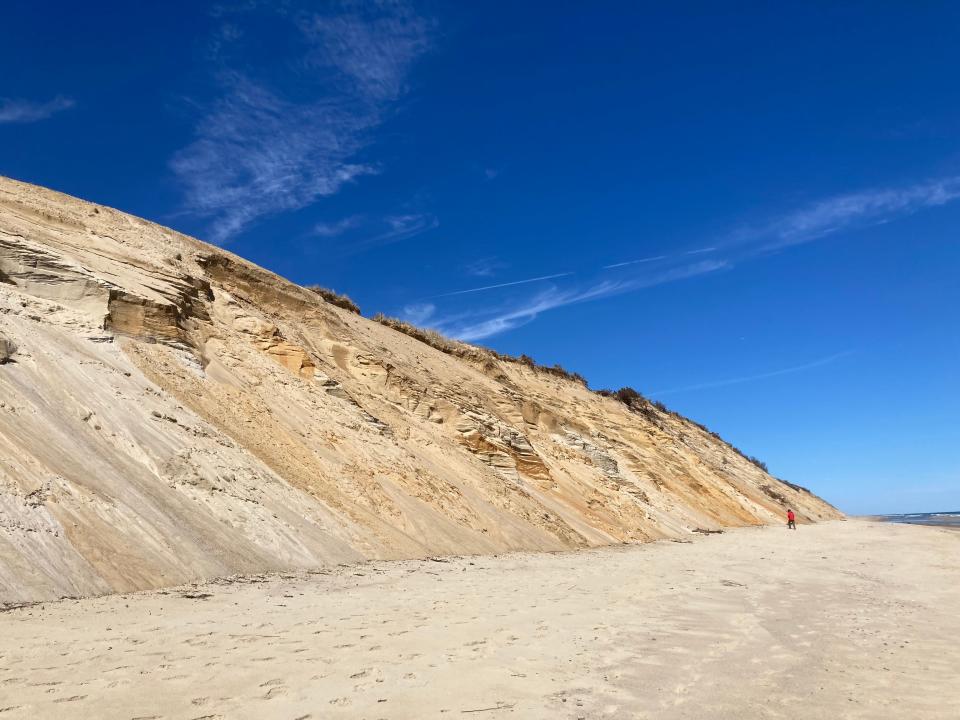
0,175,841,604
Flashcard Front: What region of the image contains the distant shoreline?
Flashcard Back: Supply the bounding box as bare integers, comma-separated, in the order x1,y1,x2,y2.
872,511,960,529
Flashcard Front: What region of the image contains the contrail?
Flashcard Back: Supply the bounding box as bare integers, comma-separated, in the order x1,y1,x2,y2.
437,248,706,298
602,255,667,269
650,350,854,396
433,272,575,297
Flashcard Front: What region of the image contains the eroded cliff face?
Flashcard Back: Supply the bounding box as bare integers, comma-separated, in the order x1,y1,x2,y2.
0,176,842,604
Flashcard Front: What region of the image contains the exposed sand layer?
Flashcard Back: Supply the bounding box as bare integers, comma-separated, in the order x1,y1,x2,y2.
2,519,956,719
0,175,839,604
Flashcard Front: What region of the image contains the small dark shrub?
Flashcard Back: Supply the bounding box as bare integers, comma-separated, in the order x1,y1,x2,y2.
372,314,460,354
615,387,644,405
542,363,587,385
781,479,812,494
760,484,788,504
306,285,361,315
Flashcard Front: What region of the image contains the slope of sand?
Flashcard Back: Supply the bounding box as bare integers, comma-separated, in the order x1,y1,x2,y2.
0,175,840,604
2,519,957,719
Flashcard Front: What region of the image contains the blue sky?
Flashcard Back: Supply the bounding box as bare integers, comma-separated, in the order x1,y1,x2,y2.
2,1,958,514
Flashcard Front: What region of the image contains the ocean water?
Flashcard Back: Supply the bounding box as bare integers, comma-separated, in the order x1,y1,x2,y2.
881,511,960,528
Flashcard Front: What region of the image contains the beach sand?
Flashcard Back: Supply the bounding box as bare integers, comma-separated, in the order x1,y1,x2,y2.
1,518,957,719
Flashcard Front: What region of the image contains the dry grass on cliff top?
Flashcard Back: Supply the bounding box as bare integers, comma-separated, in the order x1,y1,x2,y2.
372,313,588,385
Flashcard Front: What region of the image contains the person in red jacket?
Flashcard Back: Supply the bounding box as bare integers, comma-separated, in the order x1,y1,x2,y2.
786,509,796,530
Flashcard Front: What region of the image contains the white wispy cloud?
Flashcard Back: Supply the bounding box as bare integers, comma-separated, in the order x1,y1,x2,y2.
442,282,623,341
441,260,728,341
299,2,432,102
171,2,432,244
419,174,960,342
386,213,439,238
651,350,854,396
0,96,75,124
751,176,960,250
401,302,435,325
464,257,505,277
171,73,376,243
309,211,438,254
348,212,439,253
312,215,363,237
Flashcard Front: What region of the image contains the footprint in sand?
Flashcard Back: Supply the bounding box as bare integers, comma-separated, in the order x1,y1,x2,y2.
262,686,287,700
350,667,385,691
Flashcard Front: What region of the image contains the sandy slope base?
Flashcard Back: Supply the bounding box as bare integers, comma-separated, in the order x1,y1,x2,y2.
1,519,957,719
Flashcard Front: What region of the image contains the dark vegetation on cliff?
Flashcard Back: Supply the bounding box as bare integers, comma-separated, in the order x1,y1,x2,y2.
305,285,361,315
372,314,588,386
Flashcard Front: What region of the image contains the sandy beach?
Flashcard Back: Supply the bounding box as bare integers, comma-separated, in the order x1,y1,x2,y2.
1,518,957,719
